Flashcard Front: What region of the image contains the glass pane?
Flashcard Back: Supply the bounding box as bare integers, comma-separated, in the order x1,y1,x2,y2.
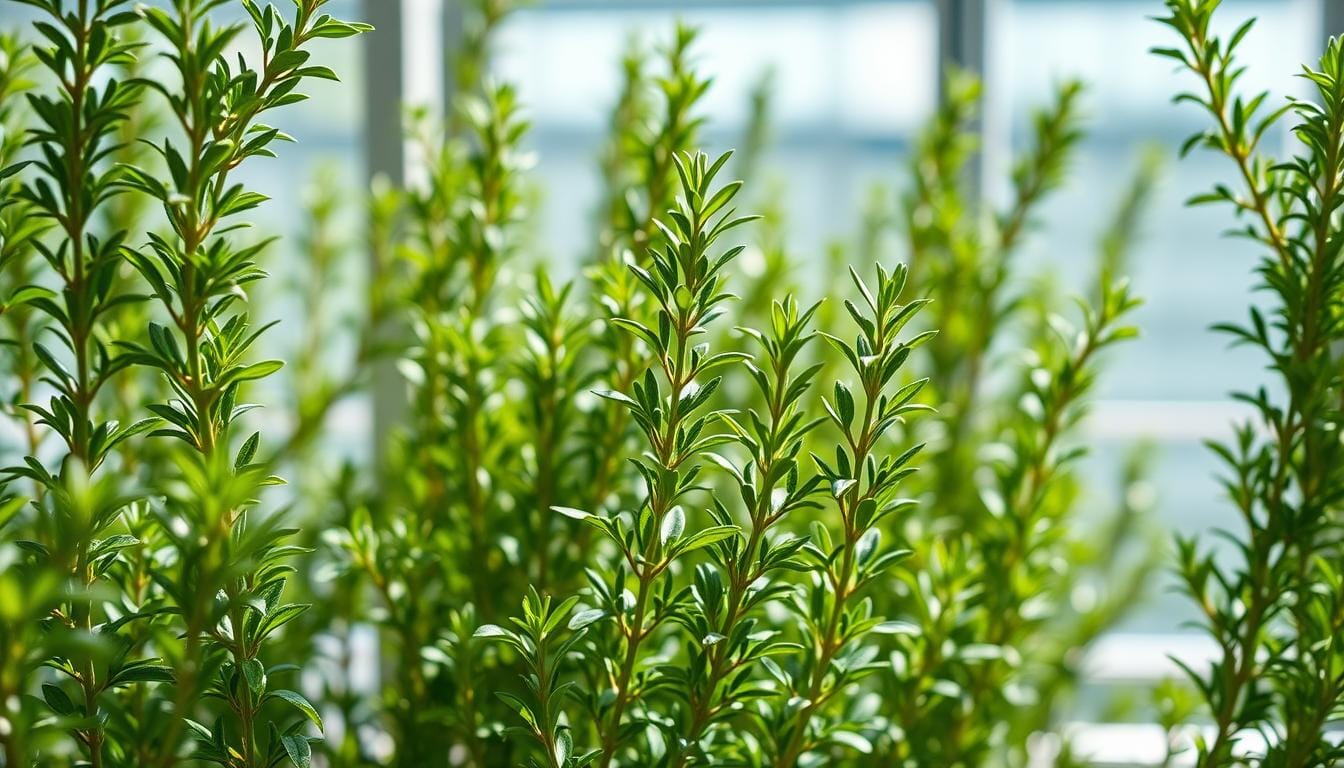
993,0,1324,636
495,0,938,265
994,0,1323,402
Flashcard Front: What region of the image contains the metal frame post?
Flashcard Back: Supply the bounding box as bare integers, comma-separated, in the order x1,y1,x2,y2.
361,0,407,467
938,0,991,198
1326,0,1344,43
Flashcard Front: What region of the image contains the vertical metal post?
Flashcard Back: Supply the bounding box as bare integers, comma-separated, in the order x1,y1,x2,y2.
938,0,988,88
442,0,466,111
1326,0,1344,43
362,0,406,188
361,0,406,468
938,0,991,198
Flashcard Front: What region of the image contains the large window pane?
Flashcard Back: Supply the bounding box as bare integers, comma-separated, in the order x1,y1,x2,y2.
495,0,938,265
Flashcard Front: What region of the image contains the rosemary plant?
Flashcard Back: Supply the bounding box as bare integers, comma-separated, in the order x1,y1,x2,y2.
1158,1,1344,763
581,24,710,543
441,27,1153,768
1,1,367,765
581,149,754,766
764,262,932,766
120,4,368,763
5,4,154,764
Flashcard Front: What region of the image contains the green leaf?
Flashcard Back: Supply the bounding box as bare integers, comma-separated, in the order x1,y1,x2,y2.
235,431,260,469
282,734,312,768
830,730,873,754
227,359,284,384
4,285,55,308
552,506,591,521
242,658,266,696
594,389,636,408
0,160,31,182
675,525,738,555
871,621,919,636
108,660,175,687
41,684,75,716
660,505,686,546
567,608,606,631
256,604,310,642
269,690,322,730
92,534,140,557
474,624,510,639
554,728,572,765
855,529,880,563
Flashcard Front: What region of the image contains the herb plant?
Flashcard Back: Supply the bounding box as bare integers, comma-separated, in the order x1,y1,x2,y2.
1158,1,1344,764
409,27,1149,768
0,1,367,765
7,3,154,764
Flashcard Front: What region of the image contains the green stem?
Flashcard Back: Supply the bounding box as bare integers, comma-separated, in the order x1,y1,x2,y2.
775,368,883,767
598,288,698,768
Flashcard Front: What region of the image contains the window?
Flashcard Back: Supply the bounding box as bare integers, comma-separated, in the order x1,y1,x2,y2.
992,0,1322,638
493,0,937,263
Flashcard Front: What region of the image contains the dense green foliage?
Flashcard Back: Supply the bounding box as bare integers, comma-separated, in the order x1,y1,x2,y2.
0,1,368,764
295,10,1154,767
4,0,1340,766
1157,1,1344,765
